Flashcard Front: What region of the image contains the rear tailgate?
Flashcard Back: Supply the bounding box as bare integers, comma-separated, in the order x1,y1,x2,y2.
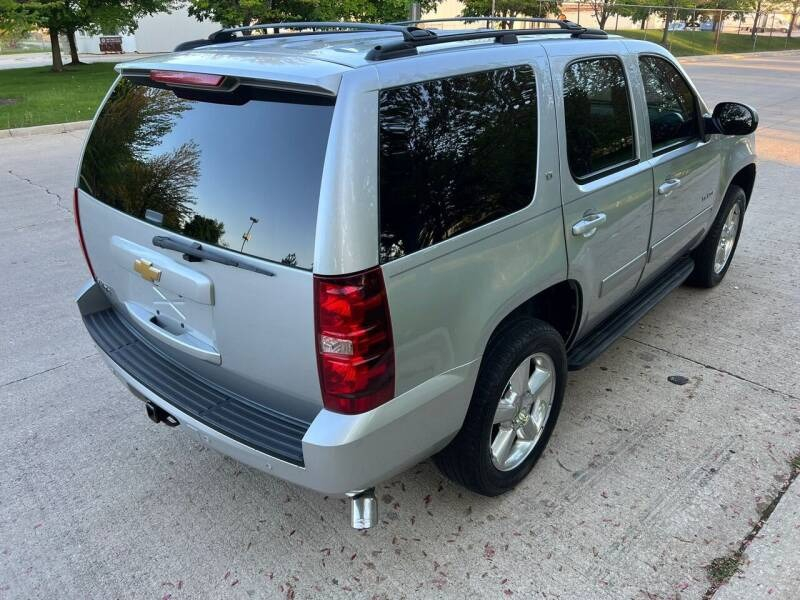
76,59,340,422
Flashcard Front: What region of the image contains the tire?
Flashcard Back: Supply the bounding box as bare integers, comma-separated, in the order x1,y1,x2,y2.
687,185,746,288
434,318,567,496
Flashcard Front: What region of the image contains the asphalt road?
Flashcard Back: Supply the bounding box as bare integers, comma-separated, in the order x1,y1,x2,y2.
1,52,799,600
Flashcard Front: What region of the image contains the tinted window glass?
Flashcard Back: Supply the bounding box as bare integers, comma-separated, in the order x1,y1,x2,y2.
563,57,635,179
79,78,334,270
378,66,537,263
639,55,699,153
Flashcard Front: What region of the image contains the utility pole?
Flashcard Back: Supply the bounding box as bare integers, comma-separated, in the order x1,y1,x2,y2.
240,217,259,252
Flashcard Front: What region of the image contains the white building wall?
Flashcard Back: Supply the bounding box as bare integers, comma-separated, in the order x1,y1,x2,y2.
134,5,220,53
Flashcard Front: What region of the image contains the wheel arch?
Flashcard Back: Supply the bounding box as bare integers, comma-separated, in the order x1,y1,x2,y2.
728,163,756,208
485,280,583,355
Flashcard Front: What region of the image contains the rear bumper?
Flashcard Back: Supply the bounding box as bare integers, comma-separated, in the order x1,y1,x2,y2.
77,280,476,494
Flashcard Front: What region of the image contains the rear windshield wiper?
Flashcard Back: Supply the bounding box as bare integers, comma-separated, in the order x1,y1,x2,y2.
152,236,275,277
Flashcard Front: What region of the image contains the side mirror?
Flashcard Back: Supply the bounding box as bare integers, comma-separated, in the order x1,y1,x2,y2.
709,102,759,136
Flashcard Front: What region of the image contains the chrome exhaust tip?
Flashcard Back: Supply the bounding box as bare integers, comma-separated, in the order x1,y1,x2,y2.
346,488,377,529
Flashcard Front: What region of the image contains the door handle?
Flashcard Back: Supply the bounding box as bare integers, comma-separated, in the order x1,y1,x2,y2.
571,212,607,238
658,178,682,195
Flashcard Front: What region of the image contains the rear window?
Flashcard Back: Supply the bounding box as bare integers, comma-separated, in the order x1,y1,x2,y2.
79,77,334,270
563,57,636,180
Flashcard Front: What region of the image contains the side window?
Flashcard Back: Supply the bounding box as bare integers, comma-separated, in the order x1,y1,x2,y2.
378,66,537,264
638,55,700,153
563,57,636,180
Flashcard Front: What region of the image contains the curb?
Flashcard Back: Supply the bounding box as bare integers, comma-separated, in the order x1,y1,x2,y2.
0,120,91,139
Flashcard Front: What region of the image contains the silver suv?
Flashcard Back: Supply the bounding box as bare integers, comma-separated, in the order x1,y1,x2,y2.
74,19,757,528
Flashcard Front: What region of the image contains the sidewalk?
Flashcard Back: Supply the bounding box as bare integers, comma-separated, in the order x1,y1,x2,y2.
0,120,90,140
679,48,800,63
0,51,157,70
714,476,800,599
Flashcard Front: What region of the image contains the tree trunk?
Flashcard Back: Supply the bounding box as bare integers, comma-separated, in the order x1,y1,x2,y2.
751,0,762,39
788,11,798,38
66,28,82,65
48,29,63,72
661,8,674,45
597,9,609,30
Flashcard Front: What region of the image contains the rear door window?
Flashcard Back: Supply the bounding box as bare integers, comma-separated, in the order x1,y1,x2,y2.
79,77,334,270
638,55,700,154
378,66,538,264
563,57,636,180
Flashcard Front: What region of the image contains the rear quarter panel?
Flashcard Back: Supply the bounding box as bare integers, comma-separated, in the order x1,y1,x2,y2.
371,45,568,396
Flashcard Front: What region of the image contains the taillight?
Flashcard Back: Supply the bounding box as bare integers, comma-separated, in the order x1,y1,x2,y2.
149,70,224,88
314,267,395,414
73,188,96,280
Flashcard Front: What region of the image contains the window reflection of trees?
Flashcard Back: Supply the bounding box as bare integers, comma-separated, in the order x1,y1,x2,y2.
563,58,635,179
182,215,226,246
379,67,537,263
80,80,201,235
79,80,334,269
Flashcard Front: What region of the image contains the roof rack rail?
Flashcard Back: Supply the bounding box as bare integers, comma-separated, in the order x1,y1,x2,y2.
174,21,437,51
172,18,607,58
366,19,607,61
391,16,583,30
209,21,435,43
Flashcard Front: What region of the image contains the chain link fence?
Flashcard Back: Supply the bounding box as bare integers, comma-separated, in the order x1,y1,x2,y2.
421,2,800,55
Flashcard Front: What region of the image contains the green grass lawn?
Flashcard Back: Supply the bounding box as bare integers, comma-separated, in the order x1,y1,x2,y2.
0,62,118,129
616,30,800,56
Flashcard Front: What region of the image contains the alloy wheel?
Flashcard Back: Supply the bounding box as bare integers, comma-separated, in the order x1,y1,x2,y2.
489,353,556,472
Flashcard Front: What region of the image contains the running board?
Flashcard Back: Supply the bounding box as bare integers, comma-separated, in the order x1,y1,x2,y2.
567,257,694,370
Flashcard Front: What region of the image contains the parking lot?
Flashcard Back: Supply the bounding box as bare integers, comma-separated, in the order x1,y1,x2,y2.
1,51,799,599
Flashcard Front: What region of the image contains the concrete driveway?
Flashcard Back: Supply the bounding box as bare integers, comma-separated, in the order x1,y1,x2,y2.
1,53,798,599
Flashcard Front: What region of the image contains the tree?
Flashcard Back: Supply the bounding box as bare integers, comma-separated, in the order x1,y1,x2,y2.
615,0,653,30
615,0,694,46
0,0,172,72
750,0,764,36
313,0,439,22
788,0,800,37
660,0,682,44
0,0,63,69
0,14,30,51
461,0,562,27
587,0,615,29
696,0,751,46
183,215,226,245
188,0,440,27
188,0,316,27
746,0,781,38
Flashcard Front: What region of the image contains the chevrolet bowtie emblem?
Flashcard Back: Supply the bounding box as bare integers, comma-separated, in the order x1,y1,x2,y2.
133,258,162,283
